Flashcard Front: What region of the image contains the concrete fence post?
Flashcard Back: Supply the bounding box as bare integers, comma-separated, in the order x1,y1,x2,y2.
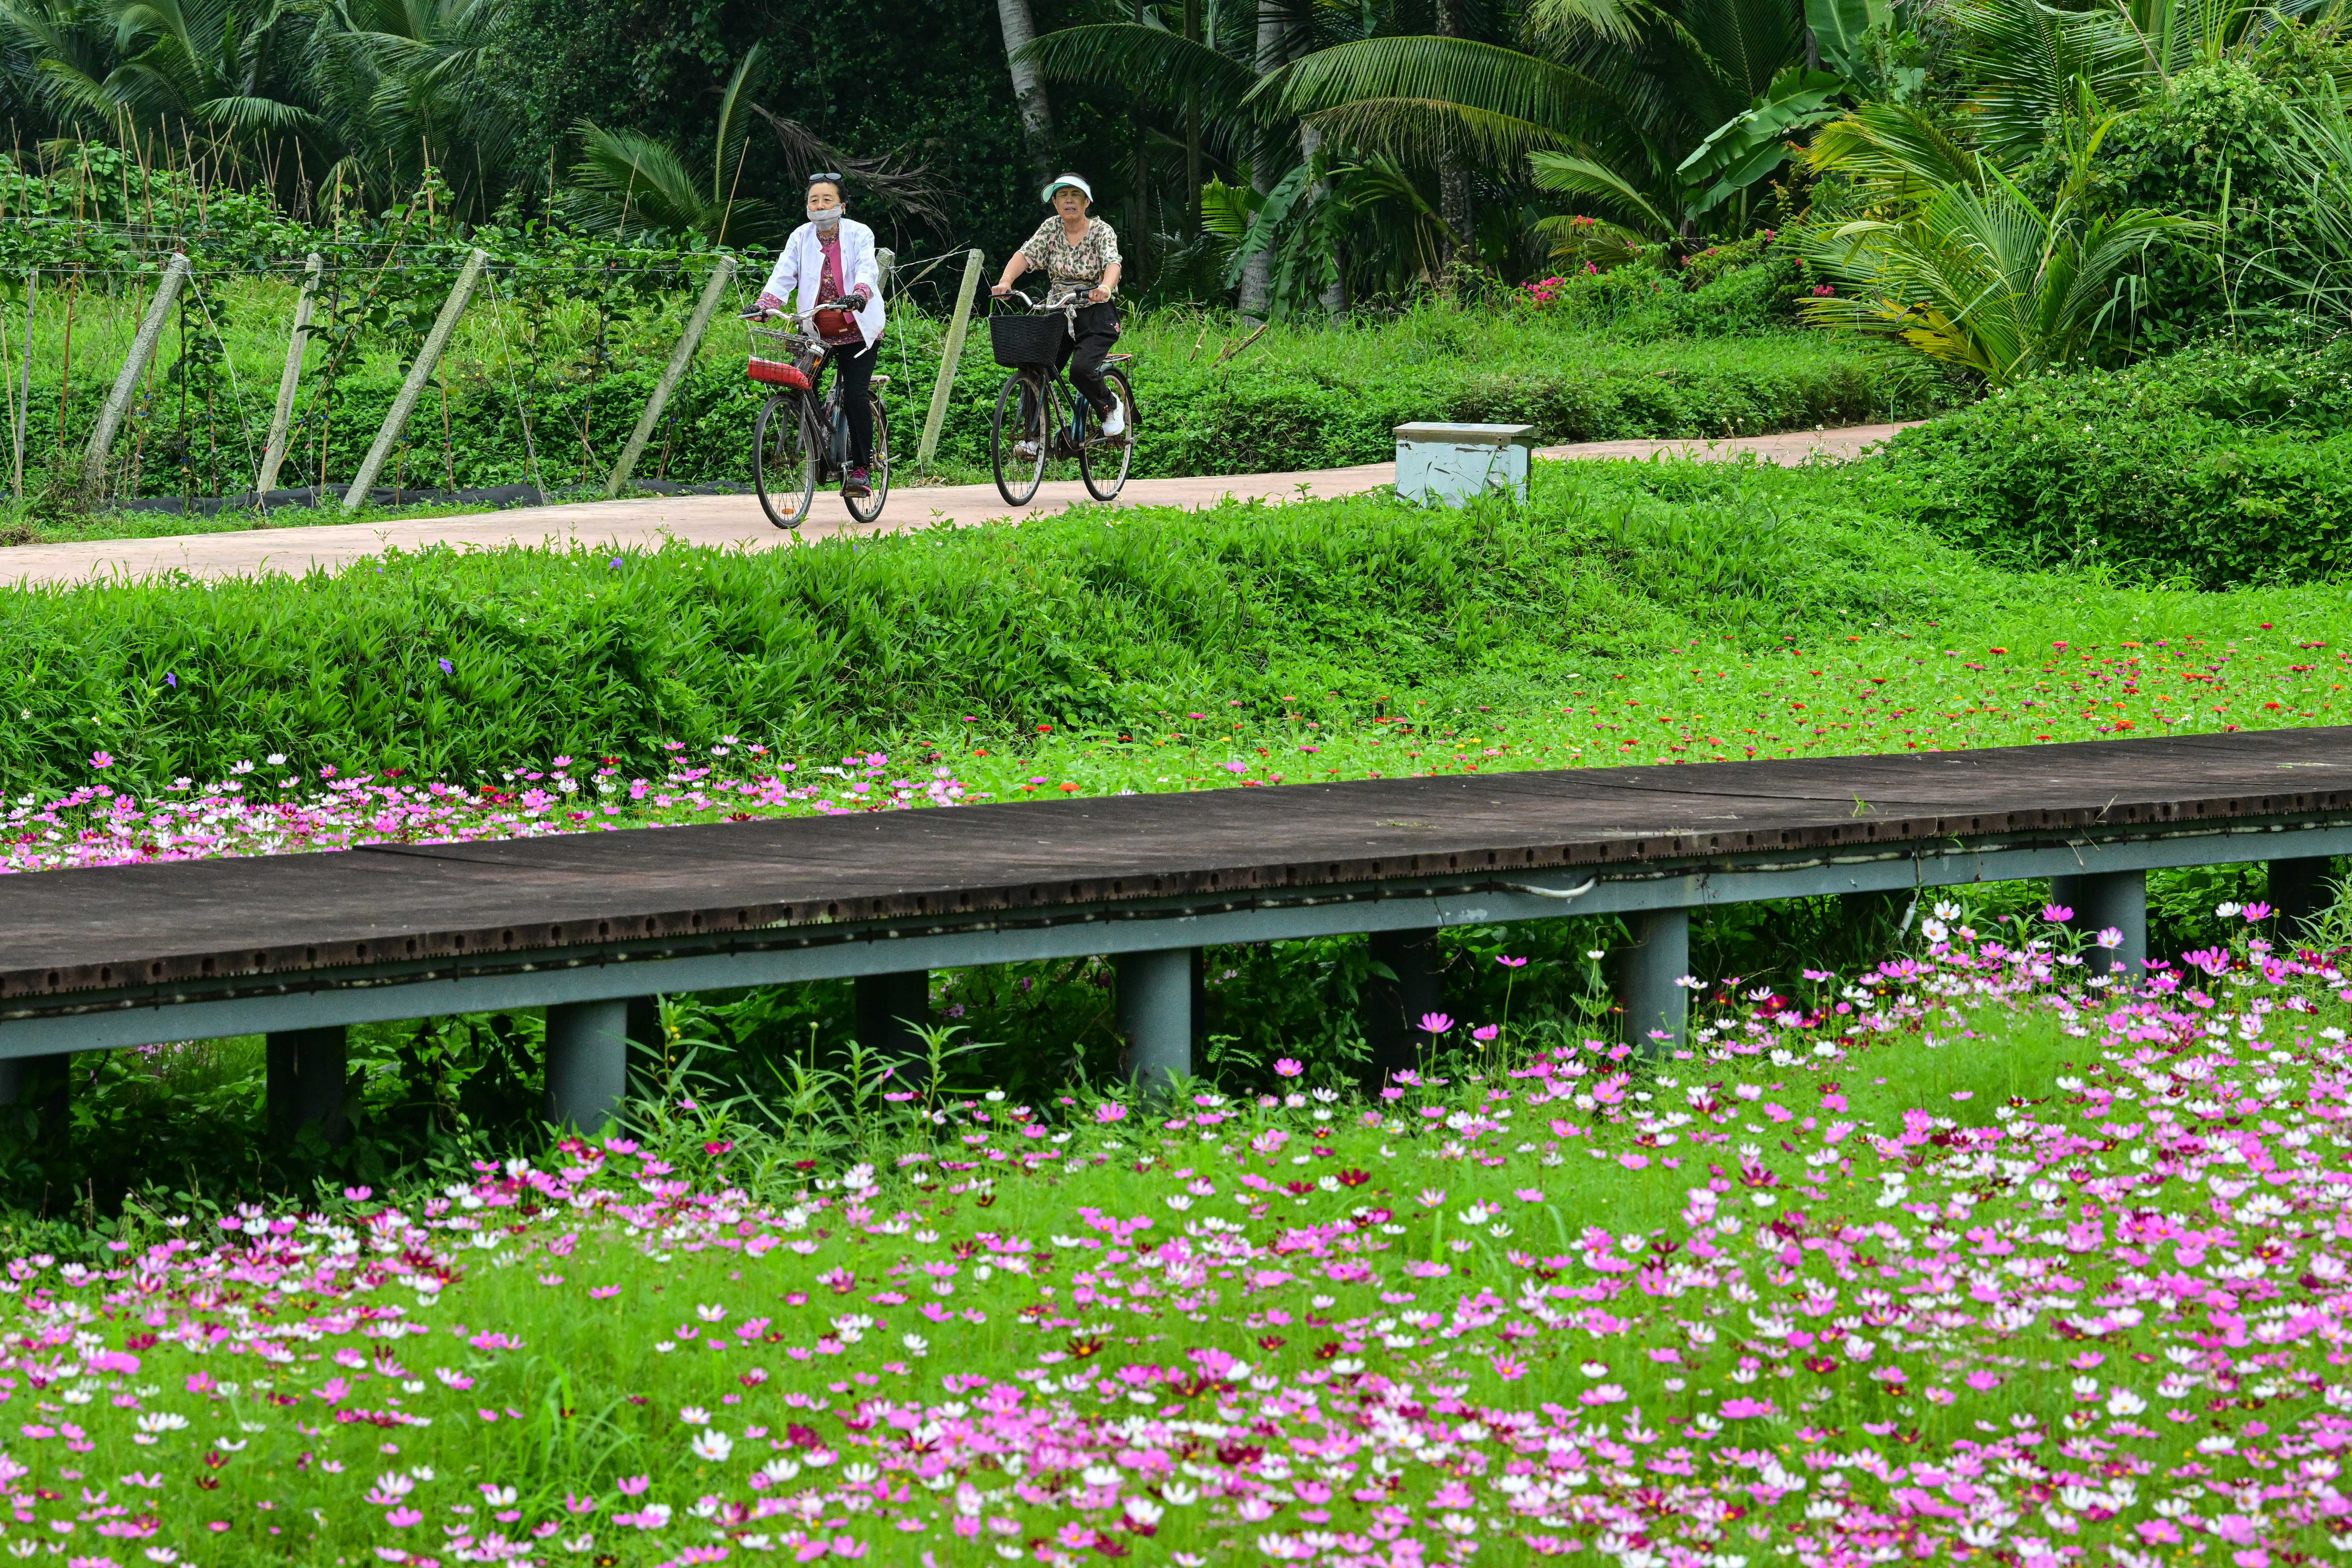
256,252,323,500
343,248,487,510
82,252,189,496
604,255,737,499
917,250,984,473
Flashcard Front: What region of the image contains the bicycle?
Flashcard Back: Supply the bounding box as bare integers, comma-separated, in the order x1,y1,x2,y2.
985,288,1137,507
744,303,891,529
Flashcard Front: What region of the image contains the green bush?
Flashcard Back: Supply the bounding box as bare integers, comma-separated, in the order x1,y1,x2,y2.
0,463,1981,793
1864,338,2352,586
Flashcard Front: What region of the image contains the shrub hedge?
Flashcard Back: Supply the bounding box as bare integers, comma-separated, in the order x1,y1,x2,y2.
1865,339,2352,587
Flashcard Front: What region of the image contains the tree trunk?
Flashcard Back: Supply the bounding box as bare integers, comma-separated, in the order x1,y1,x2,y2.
1236,0,1287,321
996,0,1058,181
1184,0,1203,241
1130,0,1150,285
1302,122,1348,320
1434,0,1474,278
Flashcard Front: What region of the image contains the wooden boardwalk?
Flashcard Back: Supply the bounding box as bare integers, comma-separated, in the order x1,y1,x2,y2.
6,724,2350,1051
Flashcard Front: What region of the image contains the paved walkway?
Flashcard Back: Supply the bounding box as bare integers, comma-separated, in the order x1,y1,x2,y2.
0,423,1914,588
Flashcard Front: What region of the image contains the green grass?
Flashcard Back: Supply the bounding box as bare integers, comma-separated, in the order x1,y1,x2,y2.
5,452,2344,798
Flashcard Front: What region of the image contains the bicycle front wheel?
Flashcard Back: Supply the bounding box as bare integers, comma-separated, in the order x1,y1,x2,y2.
753,393,818,530
845,394,891,524
991,371,1048,507
1079,368,1137,503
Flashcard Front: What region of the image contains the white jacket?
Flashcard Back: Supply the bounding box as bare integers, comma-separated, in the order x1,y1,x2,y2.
759,217,886,348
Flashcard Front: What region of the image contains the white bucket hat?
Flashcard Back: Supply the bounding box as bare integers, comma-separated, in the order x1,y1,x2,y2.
1042,174,1094,204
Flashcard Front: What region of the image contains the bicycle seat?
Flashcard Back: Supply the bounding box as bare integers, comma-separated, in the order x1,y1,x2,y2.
1104,353,1134,364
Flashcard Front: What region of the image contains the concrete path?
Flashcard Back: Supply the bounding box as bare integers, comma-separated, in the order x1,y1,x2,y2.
0,422,1915,588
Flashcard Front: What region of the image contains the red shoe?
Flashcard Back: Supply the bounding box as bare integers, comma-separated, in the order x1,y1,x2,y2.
844,467,871,498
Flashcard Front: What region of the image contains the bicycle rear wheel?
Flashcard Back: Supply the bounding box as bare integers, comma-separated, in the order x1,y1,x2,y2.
844,394,891,523
991,371,1047,507
753,393,818,530
1079,368,1137,503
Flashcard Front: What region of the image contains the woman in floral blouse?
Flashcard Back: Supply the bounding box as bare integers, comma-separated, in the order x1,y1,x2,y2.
994,174,1127,439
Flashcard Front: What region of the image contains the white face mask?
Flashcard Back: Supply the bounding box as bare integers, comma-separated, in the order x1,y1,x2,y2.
807,205,844,231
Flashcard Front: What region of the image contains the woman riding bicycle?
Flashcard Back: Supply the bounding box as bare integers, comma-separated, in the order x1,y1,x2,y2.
754,173,885,498
994,173,1126,443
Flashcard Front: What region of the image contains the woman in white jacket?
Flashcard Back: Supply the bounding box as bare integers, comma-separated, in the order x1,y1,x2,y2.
754,174,886,497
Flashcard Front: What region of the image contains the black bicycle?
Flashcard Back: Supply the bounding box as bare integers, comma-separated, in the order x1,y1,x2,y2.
985,289,1137,507
745,305,890,529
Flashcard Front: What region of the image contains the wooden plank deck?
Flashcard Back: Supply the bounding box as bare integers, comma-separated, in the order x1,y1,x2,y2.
4,728,2349,1008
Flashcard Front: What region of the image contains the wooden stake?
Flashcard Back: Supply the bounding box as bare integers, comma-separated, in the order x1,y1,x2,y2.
342,248,487,509
602,255,736,498
255,251,322,499
917,249,984,474
82,253,189,497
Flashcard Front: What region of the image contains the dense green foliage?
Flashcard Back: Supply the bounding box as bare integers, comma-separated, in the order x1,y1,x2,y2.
0,457,1983,794
1867,338,2352,586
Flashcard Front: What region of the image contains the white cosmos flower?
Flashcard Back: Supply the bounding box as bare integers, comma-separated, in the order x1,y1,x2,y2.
678,1406,711,1426
690,1431,734,1463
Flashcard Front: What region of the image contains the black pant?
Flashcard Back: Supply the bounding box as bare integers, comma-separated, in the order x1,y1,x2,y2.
1056,303,1121,416
819,337,877,468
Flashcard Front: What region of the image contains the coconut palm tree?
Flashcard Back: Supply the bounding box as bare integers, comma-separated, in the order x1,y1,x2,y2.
1797,105,2210,382
305,0,517,215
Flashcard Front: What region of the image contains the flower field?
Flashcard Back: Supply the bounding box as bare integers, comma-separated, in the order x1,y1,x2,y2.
6,623,2341,874
2,907,2346,1564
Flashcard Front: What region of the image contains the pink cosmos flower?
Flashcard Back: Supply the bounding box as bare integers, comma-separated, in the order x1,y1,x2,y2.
1273,1058,1304,1078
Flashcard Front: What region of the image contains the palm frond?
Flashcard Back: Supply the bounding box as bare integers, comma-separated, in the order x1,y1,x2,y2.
1269,35,1603,136
1304,96,1576,167
1529,147,1677,235
1949,0,2142,157
1022,24,1259,116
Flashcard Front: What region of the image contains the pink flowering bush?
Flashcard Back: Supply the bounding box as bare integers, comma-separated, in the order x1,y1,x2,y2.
0,903,2346,1564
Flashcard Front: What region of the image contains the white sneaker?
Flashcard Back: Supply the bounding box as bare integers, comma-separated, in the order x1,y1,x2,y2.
1013,439,1040,460
1099,401,1127,438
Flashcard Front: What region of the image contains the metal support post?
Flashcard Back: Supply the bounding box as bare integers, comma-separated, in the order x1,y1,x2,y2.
604,255,736,498
1116,949,1194,1095
1618,907,1690,1053
1363,928,1443,1084
256,252,323,499
2051,869,2146,977
344,248,487,510
83,252,189,496
917,250,984,473
544,998,630,1129
266,1025,349,1143
854,970,929,1061
2268,855,2336,940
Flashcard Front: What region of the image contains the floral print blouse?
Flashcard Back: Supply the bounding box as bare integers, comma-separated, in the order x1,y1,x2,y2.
1019,217,1122,309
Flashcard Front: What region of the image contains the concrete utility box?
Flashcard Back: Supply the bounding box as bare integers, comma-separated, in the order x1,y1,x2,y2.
1394,422,1536,506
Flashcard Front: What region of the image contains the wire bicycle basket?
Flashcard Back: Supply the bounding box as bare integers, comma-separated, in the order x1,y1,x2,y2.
988,308,1067,370
747,324,824,391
